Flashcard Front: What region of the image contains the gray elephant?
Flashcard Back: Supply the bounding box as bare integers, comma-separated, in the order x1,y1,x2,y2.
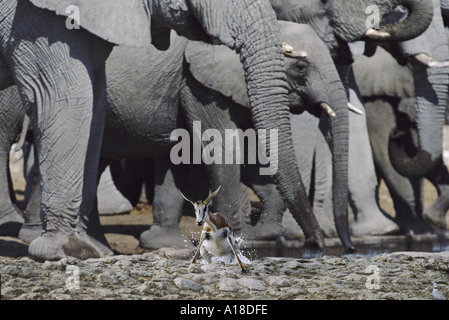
243,0,436,238
113,0,439,242
304,0,449,236
28,22,351,252
0,0,437,259
352,0,449,233
1,0,328,261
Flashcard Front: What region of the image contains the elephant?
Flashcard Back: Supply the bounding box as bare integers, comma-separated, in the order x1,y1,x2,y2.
352,0,449,234
1,0,328,261
269,0,435,62
244,0,436,238
107,0,449,240
18,21,353,251
0,0,437,259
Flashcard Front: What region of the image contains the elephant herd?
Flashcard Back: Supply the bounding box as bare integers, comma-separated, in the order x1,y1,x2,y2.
1,0,449,262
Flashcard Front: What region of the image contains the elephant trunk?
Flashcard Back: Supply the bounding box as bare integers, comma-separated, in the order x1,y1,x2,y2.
238,4,325,250
388,0,449,178
186,0,325,249
367,0,433,42
242,32,326,250
389,61,449,178
318,64,353,253
327,87,352,254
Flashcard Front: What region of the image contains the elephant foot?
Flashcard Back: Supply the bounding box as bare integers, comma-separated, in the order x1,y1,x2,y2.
424,193,449,230
351,211,400,236
424,207,447,230
394,215,433,235
0,206,24,237
28,231,114,261
18,221,42,243
139,224,194,250
97,187,133,215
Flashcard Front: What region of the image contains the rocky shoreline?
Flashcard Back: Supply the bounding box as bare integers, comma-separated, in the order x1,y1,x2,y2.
1,248,448,300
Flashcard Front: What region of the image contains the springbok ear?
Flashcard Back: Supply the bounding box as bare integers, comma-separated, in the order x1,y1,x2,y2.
205,186,221,204
178,189,195,205
30,0,153,48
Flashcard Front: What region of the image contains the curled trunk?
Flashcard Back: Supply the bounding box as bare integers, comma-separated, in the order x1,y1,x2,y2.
388,0,449,178
375,0,434,42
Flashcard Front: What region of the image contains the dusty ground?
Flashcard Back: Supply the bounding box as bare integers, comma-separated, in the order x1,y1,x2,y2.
2,131,449,301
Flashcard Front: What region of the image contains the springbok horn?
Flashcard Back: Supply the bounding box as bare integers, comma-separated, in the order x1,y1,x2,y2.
414,53,449,68
319,102,336,118
282,42,307,59
347,103,364,115
205,185,221,204
364,28,391,40
178,189,196,205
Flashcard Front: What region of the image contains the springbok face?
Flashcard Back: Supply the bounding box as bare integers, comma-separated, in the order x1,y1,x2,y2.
178,186,222,227
193,201,208,226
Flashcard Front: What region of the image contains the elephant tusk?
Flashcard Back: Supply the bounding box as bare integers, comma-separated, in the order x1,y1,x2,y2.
319,102,336,118
364,28,391,40
347,103,364,115
413,53,449,68
282,42,307,59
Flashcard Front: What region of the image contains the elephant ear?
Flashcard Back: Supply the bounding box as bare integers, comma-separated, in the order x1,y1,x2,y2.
29,0,154,48
185,41,250,108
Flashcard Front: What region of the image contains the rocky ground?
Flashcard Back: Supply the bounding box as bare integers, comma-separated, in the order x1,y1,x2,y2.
1,248,448,300
2,130,449,301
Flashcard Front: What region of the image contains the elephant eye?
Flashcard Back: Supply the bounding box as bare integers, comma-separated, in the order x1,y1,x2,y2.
296,61,308,75
320,0,328,5
286,60,309,86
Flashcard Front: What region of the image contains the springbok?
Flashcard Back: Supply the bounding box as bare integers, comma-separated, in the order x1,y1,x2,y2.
179,186,246,273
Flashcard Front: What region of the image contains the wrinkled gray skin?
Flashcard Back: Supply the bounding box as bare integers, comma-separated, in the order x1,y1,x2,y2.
1,0,323,261
0,0,435,258
352,0,449,234
312,0,449,236
107,0,438,241
0,86,26,237
110,0,445,240
378,0,449,179
184,24,352,244
12,22,351,252
252,0,435,238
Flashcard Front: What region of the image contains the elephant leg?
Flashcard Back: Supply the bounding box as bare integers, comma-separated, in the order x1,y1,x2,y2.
96,165,133,215
139,156,192,249
337,65,398,236
241,163,285,240
291,113,319,193
3,1,114,260
180,74,251,234
313,121,338,238
141,158,155,204
0,87,25,237
18,142,42,243
366,99,432,234
109,158,146,207
345,91,399,236
424,158,449,229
